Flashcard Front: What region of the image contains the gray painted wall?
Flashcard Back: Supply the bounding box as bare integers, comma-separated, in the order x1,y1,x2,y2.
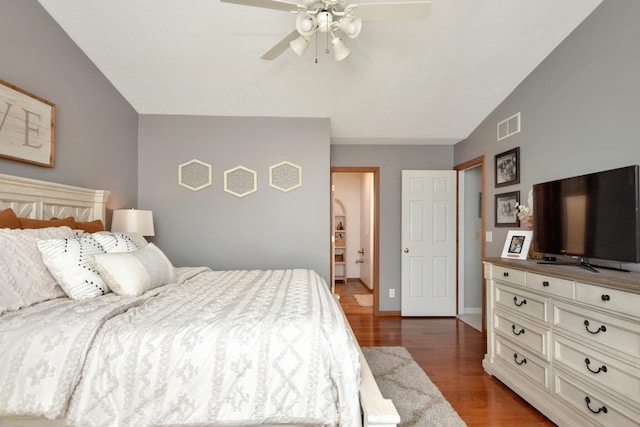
454,1,640,267
138,115,331,279
0,1,139,219
331,145,454,311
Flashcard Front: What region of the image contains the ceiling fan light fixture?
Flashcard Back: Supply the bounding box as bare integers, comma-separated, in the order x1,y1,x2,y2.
317,11,333,33
331,36,350,61
339,16,362,39
290,35,311,56
295,12,317,36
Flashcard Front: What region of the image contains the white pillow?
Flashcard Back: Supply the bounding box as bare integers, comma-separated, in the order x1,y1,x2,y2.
91,243,175,297
92,231,144,253
0,227,74,314
37,235,110,300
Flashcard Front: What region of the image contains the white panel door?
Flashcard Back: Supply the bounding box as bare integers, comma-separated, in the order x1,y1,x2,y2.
401,170,457,316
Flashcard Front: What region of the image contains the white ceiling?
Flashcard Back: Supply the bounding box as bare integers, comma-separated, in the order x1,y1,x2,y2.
37,0,602,145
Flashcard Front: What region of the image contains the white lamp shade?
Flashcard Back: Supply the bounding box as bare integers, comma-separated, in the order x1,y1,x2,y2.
339,17,362,39
111,209,155,236
295,12,317,37
331,37,350,61
290,35,311,56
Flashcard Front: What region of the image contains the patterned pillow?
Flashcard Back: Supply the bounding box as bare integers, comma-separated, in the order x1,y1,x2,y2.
0,227,74,314
37,236,110,300
92,231,144,253
91,243,175,296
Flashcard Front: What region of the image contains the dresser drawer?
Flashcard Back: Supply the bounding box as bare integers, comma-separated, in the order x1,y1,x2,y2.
494,309,550,360
576,281,640,319
527,272,574,299
553,370,640,427
495,284,549,324
554,335,640,405
495,336,550,390
553,300,640,360
492,265,526,287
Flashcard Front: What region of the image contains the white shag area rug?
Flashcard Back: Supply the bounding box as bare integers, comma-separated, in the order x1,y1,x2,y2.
362,346,467,427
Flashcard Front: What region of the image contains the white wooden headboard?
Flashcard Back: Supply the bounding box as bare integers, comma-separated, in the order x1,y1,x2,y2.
0,173,109,223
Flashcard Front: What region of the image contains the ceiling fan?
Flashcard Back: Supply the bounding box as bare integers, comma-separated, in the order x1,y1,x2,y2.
220,0,431,61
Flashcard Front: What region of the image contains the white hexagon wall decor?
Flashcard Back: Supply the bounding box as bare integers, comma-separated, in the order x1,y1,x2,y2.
224,166,257,197
269,161,302,192
178,159,212,191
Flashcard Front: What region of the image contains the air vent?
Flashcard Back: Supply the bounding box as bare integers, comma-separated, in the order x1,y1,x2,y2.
497,112,521,141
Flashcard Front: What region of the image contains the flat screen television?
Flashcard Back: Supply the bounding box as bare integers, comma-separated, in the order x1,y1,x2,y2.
533,165,640,267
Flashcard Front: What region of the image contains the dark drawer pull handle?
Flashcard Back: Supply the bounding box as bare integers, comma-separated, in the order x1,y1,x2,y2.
511,325,525,336
503,272,509,277
584,320,607,334
601,294,611,301
585,358,608,374
585,396,608,415
513,353,527,365
513,296,527,307
542,281,550,287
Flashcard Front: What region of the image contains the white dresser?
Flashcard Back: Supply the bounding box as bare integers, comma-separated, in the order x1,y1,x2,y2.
483,259,640,427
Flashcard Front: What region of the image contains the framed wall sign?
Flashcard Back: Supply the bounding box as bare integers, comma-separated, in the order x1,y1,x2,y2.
495,191,520,227
495,147,519,187
0,79,55,167
501,230,533,260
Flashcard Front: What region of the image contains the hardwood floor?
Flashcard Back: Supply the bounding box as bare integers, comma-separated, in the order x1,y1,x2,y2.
336,281,554,427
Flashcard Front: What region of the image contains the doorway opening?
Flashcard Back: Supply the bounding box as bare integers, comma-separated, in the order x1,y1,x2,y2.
330,167,380,315
455,156,485,332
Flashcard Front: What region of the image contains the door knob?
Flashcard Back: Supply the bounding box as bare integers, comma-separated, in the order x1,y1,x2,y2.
403,248,409,253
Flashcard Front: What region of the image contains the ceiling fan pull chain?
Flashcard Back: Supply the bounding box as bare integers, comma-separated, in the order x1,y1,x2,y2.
326,30,330,54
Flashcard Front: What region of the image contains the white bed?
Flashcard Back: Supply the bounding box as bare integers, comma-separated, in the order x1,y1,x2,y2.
0,173,399,427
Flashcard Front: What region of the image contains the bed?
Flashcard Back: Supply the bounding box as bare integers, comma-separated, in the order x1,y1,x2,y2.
0,173,399,427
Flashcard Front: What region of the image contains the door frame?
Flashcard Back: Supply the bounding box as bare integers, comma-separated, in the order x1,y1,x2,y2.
330,167,381,314
454,156,486,333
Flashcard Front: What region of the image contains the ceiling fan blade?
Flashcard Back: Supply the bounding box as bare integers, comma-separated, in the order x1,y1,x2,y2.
220,0,300,12
260,29,300,60
353,1,431,21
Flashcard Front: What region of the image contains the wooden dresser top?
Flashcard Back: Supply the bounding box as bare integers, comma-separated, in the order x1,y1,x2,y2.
484,257,640,294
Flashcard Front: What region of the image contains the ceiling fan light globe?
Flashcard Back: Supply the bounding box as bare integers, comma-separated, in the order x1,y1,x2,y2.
340,17,362,39
331,37,350,61
295,12,317,37
290,35,311,56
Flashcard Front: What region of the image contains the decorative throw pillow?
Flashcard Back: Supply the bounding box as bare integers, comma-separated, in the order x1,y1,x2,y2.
0,227,74,314
69,219,105,233
37,235,110,300
91,243,175,297
19,216,76,229
92,231,144,253
0,208,20,229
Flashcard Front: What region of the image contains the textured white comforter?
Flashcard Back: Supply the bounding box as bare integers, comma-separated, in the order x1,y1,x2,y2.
0,268,361,427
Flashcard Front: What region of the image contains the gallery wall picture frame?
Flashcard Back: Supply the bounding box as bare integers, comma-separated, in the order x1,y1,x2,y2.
495,147,519,187
0,79,56,167
501,230,533,260
495,191,520,227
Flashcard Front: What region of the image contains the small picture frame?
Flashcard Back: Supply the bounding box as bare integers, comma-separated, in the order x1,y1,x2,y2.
495,147,519,187
501,230,533,260
495,191,520,227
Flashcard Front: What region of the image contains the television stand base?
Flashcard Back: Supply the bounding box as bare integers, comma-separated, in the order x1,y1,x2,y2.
537,259,629,273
